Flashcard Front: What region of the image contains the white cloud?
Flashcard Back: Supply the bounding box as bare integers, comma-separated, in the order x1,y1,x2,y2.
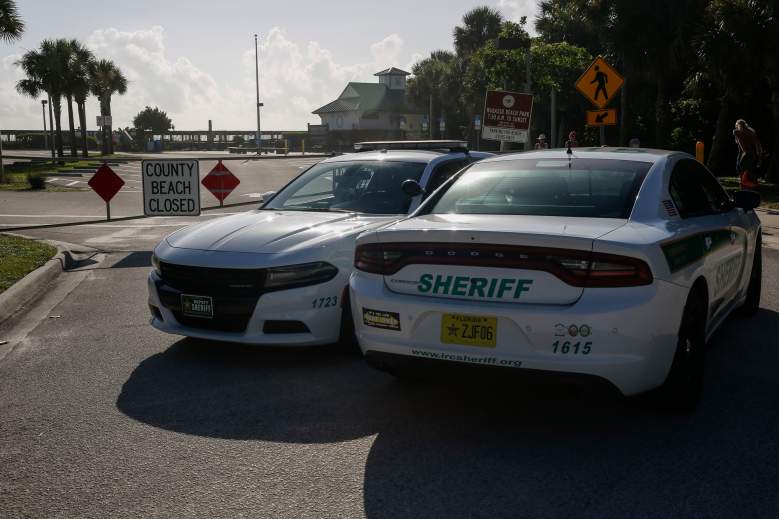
0,26,411,132
497,0,540,35
370,34,404,67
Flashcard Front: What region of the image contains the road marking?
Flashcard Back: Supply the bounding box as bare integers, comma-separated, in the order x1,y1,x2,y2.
66,180,80,186
45,178,58,183
241,193,264,198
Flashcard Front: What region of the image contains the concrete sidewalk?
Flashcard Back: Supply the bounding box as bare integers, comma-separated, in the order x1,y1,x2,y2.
758,209,779,249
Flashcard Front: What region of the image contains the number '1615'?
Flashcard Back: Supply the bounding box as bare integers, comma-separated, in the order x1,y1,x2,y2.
552,341,591,355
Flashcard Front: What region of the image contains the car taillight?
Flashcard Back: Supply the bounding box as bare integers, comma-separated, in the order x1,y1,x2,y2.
354,243,653,287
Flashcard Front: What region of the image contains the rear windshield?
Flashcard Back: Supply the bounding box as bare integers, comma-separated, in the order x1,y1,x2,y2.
426,158,650,218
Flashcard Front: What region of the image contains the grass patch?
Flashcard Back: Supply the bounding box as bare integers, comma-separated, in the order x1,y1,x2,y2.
0,172,86,192
720,177,779,210
0,234,57,294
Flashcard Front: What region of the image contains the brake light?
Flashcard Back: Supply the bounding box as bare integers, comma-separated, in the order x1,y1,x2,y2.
354,243,652,287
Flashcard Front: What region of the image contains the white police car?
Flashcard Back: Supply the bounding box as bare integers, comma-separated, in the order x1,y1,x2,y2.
147,142,491,348
350,148,762,409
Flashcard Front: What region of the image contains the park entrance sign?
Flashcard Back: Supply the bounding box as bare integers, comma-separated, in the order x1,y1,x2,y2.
141,159,200,216
575,56,624,109
481,90,533,144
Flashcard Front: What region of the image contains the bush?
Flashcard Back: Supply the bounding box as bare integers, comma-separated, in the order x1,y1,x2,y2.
26,172,46,189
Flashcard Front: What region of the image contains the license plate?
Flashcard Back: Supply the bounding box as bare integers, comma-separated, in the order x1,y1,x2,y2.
440,313,497,348
181,294,214,318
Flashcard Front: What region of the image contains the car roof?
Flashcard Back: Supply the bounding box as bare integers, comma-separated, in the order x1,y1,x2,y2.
480,147,687,165
318,150,490,164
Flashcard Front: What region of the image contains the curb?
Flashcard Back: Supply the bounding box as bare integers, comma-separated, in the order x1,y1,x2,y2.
0,239,81,326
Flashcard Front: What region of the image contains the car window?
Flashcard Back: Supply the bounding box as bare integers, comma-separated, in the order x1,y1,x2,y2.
670,159,729,217
424,158,650,218
263,160,426,214
425,159,470,197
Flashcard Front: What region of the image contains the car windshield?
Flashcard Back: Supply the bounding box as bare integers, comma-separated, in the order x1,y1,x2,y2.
263,160,426,214
426,158,651,218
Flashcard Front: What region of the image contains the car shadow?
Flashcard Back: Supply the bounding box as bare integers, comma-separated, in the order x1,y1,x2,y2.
117,308,779,517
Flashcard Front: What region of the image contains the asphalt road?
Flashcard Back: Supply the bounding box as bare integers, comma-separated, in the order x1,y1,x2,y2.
1,157,778,517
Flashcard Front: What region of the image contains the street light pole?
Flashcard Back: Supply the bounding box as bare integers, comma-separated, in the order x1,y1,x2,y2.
41,100,48,150
254,34,262,156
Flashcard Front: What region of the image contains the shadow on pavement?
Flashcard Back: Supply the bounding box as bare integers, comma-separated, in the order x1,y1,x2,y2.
117,308,779,517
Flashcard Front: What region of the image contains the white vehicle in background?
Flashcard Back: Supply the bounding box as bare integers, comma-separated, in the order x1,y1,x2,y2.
147,141,491,348
350,148,762,410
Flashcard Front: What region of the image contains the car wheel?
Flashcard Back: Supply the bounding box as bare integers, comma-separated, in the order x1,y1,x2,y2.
658,288,707,413
738,234,762,317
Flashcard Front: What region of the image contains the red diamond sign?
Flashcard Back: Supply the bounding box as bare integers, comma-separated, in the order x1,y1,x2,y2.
201,160,240,203
88,164,125,203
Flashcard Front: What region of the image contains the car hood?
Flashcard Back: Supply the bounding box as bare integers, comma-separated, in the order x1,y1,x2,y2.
166,210,399,254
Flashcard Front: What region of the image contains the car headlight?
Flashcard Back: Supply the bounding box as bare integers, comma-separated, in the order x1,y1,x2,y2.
151,252,161,276
264,262,338,291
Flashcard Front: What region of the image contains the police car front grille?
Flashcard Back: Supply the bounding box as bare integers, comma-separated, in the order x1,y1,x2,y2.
159,262,265,296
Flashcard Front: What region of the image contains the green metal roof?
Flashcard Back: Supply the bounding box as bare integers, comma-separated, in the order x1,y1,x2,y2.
312,82,421,115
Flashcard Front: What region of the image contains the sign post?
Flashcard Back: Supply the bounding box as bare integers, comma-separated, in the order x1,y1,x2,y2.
575,56,624,145
201,160,240,207
481,90,533,145
474,115,481,150
88,163,125,221
141,159,200,216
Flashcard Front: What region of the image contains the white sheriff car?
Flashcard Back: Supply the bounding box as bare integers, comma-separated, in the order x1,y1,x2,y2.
350,148,762,408
147,142,491,347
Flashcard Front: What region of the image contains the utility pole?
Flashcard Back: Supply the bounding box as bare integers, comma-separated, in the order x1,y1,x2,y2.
550,90,557,148
0,126,5,184
41,100,48,150
254,34,262,156
524,52,532,150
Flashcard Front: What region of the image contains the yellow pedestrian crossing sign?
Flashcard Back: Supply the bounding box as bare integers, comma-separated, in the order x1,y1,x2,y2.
575,56,624,109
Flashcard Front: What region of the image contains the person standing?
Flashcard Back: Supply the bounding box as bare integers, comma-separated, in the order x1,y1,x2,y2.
565,131,579,149
734,119,761,189
535,134,549,149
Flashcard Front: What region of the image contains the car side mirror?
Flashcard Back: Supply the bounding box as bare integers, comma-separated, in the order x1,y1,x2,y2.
732,190,760,211
260,191,276,202
401,179,424,197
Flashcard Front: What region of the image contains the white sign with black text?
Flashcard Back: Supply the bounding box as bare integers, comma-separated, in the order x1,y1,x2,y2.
141,159,200,216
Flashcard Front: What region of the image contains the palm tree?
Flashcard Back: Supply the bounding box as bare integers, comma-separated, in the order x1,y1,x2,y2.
453,6,503,58
16,39,71,158
66,40,95,157
0,0,24,42
90,59,127,155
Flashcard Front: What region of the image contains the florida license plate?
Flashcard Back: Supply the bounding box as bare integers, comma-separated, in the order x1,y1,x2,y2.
181,294,214,318
440,313,497,348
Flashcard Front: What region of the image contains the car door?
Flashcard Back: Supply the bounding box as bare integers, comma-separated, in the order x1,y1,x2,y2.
423,158,471,198
668,159,747,323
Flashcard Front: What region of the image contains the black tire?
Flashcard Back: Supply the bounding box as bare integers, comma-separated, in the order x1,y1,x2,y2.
658,288,707,413
337,291,361,354
738,234,762,317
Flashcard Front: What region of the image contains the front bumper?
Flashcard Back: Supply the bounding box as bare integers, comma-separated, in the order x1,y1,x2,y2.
350,271,689,396
147,271,346,346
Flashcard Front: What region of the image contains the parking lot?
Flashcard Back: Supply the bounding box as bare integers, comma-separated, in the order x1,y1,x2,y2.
1,157,778,517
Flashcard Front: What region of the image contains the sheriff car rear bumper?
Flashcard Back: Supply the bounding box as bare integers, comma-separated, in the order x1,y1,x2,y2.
350,271,689,396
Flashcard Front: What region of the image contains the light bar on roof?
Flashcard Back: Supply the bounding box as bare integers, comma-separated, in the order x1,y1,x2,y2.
354,140,469,152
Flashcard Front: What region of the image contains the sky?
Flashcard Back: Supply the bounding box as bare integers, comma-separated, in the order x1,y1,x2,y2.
0,0,539,132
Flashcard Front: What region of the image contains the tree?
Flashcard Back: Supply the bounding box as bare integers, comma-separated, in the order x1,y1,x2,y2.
453,6,503,58
406,51,460,139
16,40,72,158
90,59,127,155
133,106,173,147
0,0,24,42
66,40,95,158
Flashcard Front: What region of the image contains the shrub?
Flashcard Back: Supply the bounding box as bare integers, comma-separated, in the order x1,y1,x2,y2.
26,172,46,189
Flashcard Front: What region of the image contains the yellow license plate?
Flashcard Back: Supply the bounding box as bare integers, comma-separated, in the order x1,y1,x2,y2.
440,313,497,348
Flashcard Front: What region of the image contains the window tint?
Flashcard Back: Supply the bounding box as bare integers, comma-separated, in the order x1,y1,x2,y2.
425,158,650,218
263,160,426,214
425,159,470,196
670,159,730,217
